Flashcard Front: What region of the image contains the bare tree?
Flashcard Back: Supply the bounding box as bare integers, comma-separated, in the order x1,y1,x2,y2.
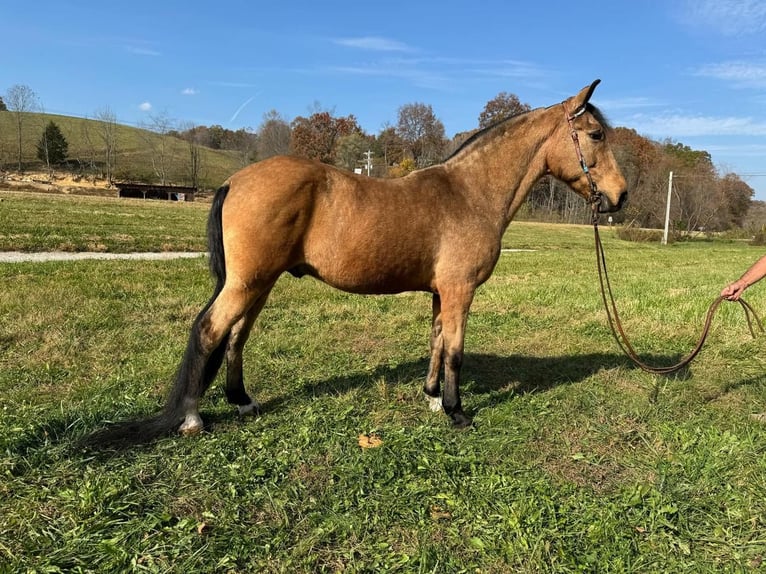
395,103,446,167
141,111,175,184
5,84,39,172
230,128,258,168
95,107,119,185
180,122,205,189
256,110,291,160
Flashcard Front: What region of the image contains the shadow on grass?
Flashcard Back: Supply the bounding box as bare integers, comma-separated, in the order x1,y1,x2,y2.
9,350,694,456
267,350,691,411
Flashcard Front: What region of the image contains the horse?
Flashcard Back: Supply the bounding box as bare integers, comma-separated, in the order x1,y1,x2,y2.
91,79,627,445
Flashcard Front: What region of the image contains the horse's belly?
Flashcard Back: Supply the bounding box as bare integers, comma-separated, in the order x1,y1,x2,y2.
303,253,432,295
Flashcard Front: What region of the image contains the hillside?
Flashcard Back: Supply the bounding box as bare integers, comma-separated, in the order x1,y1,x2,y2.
0,111,245,190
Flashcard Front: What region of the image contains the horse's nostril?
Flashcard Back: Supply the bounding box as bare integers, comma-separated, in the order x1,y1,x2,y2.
617,191,628,209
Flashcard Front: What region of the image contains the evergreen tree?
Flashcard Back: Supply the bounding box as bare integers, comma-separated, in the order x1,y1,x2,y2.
36,121,69,166
0,96,7,111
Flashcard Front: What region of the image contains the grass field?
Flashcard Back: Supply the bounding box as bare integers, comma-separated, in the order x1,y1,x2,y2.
2,192,766,572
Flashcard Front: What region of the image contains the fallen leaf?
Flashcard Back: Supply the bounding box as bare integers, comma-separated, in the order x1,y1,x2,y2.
430,505,451,521
358,433,383,449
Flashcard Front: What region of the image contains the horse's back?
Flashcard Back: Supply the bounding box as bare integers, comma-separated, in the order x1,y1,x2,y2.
219,156,492,294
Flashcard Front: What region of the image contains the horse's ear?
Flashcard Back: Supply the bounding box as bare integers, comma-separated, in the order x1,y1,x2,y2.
568,79,601,117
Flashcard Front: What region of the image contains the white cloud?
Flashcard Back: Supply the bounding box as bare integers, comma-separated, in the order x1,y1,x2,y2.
334,36,412,52
596,97,665,111
139,102,152,112
181,88,198,95
210,81,260,89
694,61,766,88
628,112,766,137
126,46,161,57
327,56,546,91
684,0,766,35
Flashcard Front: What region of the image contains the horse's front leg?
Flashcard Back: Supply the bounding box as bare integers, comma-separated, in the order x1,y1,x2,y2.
424,294,444,412
438,286,475,428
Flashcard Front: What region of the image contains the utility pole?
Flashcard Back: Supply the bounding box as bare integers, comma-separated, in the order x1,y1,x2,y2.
662,171,673,245
363,150,373,176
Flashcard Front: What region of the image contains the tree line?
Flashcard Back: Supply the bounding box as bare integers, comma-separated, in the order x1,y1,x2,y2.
1,84,757,232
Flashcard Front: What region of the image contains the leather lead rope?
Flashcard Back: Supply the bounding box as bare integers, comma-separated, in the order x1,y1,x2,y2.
566,103,762,374
592,215,763,374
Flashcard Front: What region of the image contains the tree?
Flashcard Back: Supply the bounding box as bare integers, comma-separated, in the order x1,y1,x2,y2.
376,124,406,168
227,128,258,168
36,121,68,173
478,92,531,129
141,111,175,184
335,132,371,172
95,107,119,185
5,84,39,171
718,173,753,229
256,110,291,160
179,122,205,189
395,103,446,167
0,96,7,111
290,110,361,164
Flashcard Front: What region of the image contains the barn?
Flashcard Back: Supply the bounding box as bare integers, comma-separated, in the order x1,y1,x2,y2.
115,183,196,202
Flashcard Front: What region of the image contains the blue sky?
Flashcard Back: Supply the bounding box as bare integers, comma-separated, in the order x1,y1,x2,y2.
5,0,766,199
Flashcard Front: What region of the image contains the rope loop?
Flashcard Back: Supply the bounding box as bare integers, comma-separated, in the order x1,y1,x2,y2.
591,221,763,374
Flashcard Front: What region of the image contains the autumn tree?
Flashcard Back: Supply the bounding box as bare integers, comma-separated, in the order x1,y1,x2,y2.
478,92,531,129
395,103,446,167
290,110,361,164
256,110,291,160
5,84,39,171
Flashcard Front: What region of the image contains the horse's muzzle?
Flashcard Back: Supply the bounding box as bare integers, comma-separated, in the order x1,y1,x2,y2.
598,190,627,213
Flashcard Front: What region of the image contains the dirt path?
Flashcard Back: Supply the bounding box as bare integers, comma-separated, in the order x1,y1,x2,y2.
0,249,534,264
0,252,206,263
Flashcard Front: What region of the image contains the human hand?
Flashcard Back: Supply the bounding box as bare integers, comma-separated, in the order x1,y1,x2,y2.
721,280,748,301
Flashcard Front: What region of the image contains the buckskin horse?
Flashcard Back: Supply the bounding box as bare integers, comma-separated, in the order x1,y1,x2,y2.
93,79,627,444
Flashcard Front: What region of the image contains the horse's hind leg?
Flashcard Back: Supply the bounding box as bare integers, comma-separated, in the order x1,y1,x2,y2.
424,294,444,412
224,286,274,417
173,284,260,435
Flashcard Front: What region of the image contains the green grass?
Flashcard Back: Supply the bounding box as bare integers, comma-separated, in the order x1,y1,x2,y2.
0,191,209,252
2,194,766,572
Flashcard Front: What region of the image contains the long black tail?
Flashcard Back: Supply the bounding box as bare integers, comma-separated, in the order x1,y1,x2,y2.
81,184,232,449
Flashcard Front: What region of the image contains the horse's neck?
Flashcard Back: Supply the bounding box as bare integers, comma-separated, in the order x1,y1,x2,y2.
446,109,553,229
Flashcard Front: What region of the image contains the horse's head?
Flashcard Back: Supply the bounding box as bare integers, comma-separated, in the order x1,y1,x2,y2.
546,80,627,213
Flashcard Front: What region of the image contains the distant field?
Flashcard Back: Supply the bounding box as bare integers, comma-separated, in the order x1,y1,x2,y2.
0,111,243,189
2,193,766,571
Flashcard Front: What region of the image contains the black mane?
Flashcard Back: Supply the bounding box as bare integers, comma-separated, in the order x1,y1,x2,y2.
443,109,532,162
443,102,611,163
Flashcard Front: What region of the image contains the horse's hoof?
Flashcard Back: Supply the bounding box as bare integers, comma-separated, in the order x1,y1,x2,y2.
426,395,443,413
450,412,473,429
238,401,261,417
178,414,203,436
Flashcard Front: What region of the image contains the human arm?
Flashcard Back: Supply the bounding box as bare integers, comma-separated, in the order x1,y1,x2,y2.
721,254,766,301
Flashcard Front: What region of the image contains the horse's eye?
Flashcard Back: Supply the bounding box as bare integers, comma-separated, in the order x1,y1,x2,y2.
589,130,604,142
